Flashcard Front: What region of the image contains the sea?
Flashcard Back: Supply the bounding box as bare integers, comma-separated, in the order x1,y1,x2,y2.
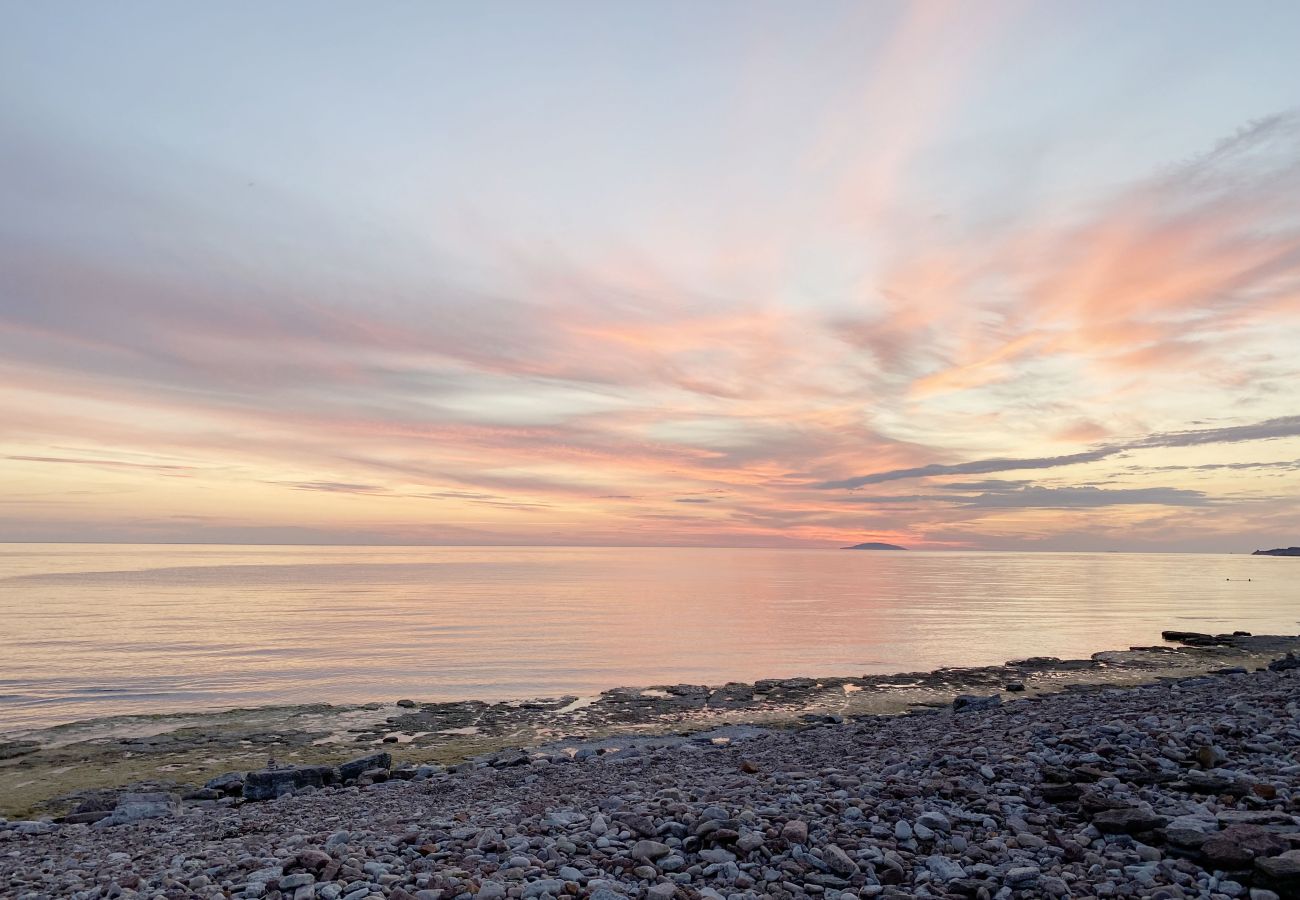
1,544,1297,733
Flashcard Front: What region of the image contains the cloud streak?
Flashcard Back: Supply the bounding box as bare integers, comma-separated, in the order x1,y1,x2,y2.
817,416,1300,489
833,484,1210,509
6,454,197,474
2,6,1299,549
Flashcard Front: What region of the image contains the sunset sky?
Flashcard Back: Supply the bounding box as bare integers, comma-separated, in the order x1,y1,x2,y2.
2,1,1299,550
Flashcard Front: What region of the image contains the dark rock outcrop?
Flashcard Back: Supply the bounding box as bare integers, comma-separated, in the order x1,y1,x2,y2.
952,694,1002,713
242,764,336,801
203,772,244,796
1162,630,1253,647
338,751,391,782
1200,824,1289,869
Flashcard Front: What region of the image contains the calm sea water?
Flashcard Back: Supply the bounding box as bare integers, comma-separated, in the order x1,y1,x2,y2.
1,544,1297,732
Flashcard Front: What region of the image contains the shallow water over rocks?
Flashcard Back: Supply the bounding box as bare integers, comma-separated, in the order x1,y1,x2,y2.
2,631,1297,819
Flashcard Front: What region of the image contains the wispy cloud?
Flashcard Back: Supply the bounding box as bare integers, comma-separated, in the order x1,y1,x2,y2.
816,450,1115,489
1130,459,1300,473
833,484,1210,509
278,481,388,495
2,7,1299,549
958,485,1210,509
1127,416,1300,450
816,416,1300,489
6,454,197,474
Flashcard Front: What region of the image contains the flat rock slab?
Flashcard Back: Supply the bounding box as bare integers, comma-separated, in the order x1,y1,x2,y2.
103,792,180,825
243,765,337,801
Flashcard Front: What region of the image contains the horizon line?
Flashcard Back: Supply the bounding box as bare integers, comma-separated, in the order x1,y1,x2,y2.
0,540,1280,555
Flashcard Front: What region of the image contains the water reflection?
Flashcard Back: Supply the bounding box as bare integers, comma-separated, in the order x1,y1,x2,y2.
1,544,1295,730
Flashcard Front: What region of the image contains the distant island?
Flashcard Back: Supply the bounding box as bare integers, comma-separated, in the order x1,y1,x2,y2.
841,541,908,551
1253,547,1300,556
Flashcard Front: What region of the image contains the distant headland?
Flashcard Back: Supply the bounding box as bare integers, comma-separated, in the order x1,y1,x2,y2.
841,541,908,551
1253,546,1300,556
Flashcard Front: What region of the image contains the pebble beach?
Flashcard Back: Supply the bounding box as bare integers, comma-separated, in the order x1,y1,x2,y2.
4,633,1300,900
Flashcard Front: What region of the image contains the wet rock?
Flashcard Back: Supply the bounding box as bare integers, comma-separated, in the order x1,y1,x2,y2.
705,682,755,708
1163,631,1215,643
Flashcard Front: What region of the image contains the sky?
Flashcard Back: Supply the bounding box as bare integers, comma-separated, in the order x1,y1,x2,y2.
2,1,1299,551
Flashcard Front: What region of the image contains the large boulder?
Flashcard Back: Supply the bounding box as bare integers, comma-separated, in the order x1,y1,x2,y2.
243,765,337,801
1091,807,1167,835
1175,770,1240,795
1257,850,1300,898
1165,815,1218,850
952,694,1002,713
104,792,180,825
339,752,392,782
204,772,244,795
1218,810,1299,828
1201,825,1290,870
1162,630,1213,643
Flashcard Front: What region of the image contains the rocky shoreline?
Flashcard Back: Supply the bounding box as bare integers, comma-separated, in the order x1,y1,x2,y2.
3,632,1300,823
3,632,1300,899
